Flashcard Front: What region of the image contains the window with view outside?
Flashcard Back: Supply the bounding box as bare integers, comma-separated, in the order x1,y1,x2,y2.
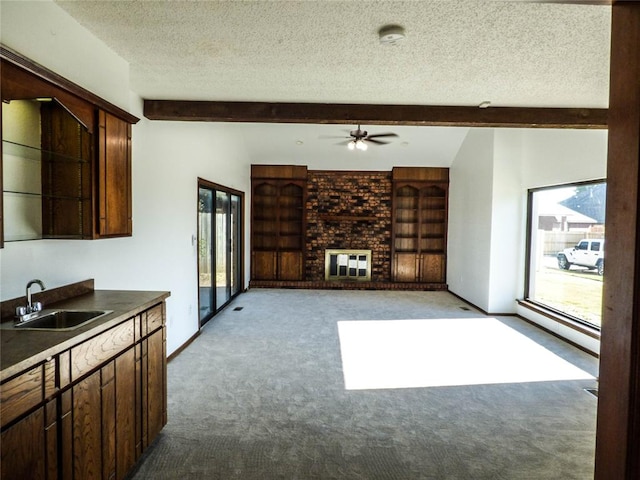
527,182,606,328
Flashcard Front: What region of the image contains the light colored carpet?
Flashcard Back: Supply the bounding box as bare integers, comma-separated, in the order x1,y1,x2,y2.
337,317,594,390
128,289,598,480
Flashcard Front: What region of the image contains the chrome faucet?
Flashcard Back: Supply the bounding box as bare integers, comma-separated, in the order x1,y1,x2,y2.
16,279,46,322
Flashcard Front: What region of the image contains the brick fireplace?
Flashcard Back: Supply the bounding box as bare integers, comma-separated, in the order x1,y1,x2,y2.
306,171,392,282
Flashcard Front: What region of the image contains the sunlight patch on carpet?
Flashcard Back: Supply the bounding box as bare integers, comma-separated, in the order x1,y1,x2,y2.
337,318,594,390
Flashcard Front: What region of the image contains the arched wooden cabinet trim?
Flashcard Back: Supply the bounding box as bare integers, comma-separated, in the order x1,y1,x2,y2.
251,165,307,281
391,167,449,285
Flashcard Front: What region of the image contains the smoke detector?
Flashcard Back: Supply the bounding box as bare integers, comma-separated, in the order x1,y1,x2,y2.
378,25,405,45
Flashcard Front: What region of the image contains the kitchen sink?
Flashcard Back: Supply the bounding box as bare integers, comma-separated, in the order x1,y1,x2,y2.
14,309,113,331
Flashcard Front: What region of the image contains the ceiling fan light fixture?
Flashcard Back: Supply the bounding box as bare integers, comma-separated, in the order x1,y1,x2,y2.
348,141,356,151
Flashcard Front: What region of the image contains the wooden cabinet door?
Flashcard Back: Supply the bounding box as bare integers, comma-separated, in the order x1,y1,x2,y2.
252,250,277,280
1,406,46,480
420,254,446,283
146,328,166,446
393,253,419,282
115,349,137,480
73,370,103,480
97,110,132,237
278,251,303,281
40,101,93,239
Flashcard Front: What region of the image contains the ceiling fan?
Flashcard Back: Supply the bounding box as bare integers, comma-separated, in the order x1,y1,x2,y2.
324,125,398,151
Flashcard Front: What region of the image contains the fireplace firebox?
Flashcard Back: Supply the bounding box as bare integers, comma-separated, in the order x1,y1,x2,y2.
325,249,372,281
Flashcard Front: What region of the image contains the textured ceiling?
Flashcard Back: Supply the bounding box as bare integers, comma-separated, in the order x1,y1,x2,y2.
53,0,612,167
55,0,611,108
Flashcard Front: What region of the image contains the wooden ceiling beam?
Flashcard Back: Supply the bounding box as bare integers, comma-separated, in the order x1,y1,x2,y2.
143,100,607,129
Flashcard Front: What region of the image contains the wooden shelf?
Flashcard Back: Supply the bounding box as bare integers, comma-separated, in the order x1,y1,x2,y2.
392,167,449,284
251,166,307,281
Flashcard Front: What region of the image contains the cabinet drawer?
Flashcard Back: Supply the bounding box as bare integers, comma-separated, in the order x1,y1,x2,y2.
1,365,43,428
70,319,135,381
146,304,163,334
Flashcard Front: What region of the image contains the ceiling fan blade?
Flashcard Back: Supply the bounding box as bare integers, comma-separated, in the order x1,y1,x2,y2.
336,140,354,146
366,132,398,139
366,138,391,145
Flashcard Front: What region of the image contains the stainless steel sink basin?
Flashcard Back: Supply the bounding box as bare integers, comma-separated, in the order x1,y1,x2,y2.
14,309,113,330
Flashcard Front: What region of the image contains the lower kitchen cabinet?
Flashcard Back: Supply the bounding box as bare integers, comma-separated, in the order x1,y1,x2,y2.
146,327,166,446
1,406,47,480
0,301,167,480
71,370,103,480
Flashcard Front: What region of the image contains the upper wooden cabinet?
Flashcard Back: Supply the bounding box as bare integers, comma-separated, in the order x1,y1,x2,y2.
391,167,449,284
251,165,307,281
97,111,132,237
0,46,138,246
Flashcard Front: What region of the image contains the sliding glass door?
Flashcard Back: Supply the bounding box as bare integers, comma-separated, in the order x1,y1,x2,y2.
198,180,243,326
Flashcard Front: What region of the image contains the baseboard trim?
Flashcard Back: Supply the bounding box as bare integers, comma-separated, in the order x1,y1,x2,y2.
250,280,448,291
168,330,200,363
446,290,513,317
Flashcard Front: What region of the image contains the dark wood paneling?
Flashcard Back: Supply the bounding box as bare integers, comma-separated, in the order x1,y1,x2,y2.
251,168,307,281
1,59,96,133
144,99,608,129
134,343,143,457
146,304,163,334
251,164,308,180
140,340,148,449
97,111,132,237
1,364,43,427
420,254,446,283
40,100,94,239
594,3,640,479
70,319,134,381
116,349,136,480
392,166,449,182
73,371,102,480
60,390,72,480
1,45,139,125
45,399,57,480
146,329,166,446
252,251,278,280
394,253,419,282
101,362,116,480
278,252,303,281
0,406,46,480
391,168,448,284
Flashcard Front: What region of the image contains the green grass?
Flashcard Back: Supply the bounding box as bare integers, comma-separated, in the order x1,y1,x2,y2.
533,266,603,326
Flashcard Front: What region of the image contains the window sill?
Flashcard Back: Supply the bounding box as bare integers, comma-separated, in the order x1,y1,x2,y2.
517,299,601,340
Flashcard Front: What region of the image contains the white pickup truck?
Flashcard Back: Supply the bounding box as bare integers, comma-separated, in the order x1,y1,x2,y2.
557,239,605,275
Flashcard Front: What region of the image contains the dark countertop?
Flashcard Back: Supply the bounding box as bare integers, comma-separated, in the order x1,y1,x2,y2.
1,290,170,382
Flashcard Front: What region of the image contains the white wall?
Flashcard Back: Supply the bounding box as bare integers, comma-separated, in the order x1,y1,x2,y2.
448,126,607,353
0,0,130,110
0,3,253,355
487,129,525,313
522,129,607,187
448,127,607,316
448,129,495,311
